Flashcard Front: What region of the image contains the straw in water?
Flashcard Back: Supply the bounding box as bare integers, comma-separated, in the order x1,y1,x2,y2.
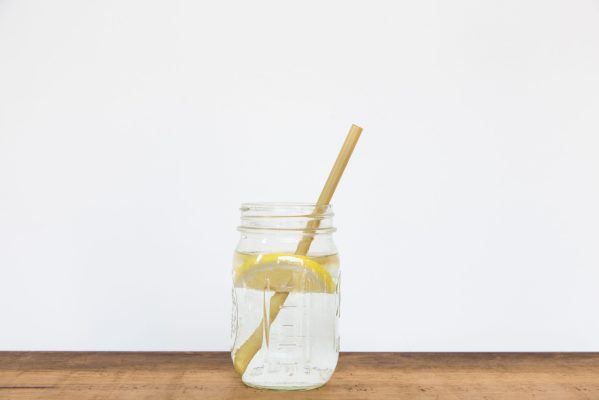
233,124,363,375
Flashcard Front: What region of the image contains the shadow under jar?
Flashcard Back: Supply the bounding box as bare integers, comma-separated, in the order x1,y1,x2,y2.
231,203,340,390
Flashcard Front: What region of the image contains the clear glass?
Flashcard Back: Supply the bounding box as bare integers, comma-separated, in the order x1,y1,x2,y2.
231,203,340,390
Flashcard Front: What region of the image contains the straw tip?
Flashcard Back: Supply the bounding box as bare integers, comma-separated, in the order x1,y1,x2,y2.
351,124,363,132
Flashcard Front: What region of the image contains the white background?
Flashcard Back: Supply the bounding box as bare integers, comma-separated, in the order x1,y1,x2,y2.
1,0,598,351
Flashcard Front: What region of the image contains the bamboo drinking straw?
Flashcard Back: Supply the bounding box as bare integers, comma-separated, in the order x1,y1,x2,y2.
233,124,363,375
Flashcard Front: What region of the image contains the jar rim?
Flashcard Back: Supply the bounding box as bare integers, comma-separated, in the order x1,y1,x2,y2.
240,202,333,217
241,202,332,213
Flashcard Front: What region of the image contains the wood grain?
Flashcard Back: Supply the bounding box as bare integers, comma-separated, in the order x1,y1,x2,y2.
1,352,598,399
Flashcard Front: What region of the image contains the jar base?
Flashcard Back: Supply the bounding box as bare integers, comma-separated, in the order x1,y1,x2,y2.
239,360,336,391
242,380,330,391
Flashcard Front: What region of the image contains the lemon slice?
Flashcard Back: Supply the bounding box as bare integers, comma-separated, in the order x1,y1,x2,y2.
234,252,336,294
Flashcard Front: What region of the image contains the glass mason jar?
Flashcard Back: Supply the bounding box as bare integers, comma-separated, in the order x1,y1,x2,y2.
231,203,340,390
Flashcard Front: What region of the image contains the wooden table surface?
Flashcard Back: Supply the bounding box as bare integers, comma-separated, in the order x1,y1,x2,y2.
1,352,598,399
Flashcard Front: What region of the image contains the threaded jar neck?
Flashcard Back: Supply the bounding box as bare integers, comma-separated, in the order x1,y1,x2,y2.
238,202,335,234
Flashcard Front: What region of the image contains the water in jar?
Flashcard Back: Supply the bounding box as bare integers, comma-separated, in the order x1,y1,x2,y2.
231,251,340,390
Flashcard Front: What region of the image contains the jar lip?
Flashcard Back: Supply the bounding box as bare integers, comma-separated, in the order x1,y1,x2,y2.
240,202,333,217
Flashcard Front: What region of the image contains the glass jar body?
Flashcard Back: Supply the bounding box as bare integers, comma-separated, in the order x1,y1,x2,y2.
231,203,340,390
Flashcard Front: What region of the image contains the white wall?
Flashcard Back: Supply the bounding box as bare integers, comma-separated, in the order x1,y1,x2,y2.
1,0,598,351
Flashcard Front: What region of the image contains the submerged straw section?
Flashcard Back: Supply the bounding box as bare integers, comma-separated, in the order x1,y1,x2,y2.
233,124,363,376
